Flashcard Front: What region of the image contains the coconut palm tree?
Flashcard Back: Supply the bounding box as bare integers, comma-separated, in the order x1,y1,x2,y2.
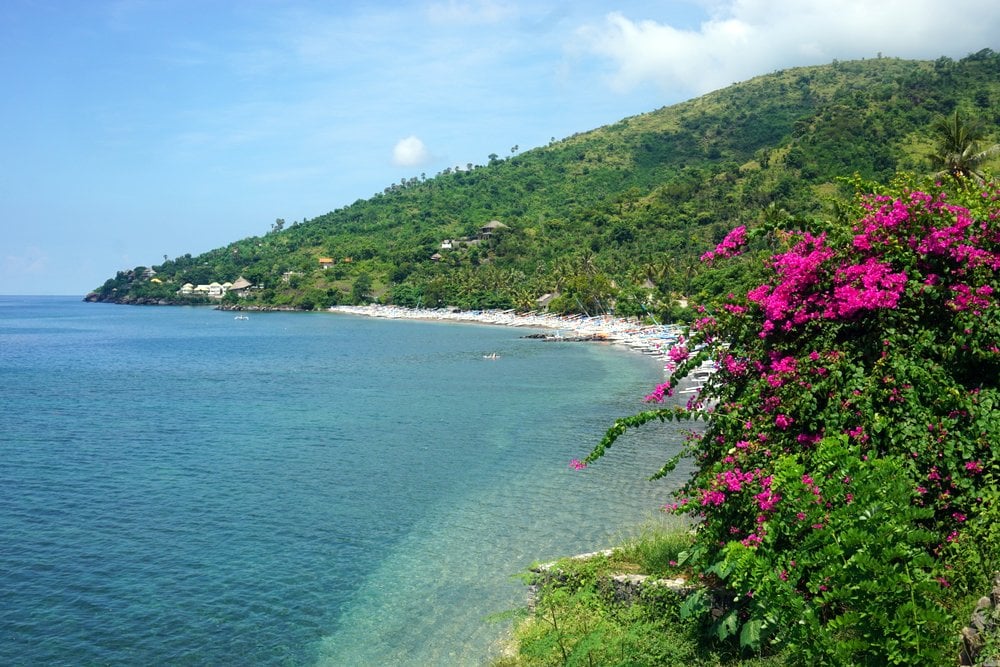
928,111,1000,182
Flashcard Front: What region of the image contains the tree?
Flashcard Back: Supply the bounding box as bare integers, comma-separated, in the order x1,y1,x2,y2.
271,218,286,233
350,273,373,305
928,111,1000,182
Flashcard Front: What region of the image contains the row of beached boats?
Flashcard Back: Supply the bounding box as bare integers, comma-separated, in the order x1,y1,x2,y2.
329,305,684,348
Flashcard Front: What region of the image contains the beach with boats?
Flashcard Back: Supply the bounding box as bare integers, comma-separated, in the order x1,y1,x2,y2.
329,304,688,361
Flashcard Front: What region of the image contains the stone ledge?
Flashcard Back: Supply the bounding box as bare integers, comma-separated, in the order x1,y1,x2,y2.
959,573,1000,666
527,550,695,611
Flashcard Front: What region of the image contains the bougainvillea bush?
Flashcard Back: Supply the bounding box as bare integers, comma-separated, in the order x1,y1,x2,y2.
584,175,1000,664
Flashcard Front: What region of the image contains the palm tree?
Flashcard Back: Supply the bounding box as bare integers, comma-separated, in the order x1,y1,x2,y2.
928,111,1000,182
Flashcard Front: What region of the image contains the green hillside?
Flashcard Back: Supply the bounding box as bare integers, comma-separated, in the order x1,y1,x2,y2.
88,50,1000,317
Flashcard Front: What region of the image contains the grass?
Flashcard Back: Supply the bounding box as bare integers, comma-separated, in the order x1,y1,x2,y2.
494,522,790,667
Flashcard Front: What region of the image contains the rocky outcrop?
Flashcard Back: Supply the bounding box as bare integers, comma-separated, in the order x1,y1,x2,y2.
960,573,1000,666
83,292,181,305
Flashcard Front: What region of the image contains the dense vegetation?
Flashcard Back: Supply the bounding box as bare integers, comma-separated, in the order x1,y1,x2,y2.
90,51,1000,320
519,173,1000,665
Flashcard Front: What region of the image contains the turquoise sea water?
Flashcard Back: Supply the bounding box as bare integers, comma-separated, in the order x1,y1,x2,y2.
0,296,691,665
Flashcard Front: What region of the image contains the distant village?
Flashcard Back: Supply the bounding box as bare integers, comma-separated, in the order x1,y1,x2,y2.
177,276,254,299
173,220,509,299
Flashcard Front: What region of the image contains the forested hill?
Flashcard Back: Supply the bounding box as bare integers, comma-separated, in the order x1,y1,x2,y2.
89,50,1000,317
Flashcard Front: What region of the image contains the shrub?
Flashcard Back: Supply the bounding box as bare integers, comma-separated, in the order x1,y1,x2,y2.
583,175,1000,662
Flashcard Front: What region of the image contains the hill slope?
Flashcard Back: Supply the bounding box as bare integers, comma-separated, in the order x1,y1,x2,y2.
89,50,1000,317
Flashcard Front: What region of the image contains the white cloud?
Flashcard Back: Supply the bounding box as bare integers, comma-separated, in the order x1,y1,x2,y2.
392,136,430,167
577,1,1000,96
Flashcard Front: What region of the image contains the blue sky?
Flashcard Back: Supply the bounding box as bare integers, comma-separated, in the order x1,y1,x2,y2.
2,0,999,295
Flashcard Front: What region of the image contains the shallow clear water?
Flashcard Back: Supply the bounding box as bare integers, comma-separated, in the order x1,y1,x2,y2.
0,297,691,665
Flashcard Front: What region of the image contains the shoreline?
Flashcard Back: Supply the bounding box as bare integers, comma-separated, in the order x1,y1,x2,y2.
328,304,683,359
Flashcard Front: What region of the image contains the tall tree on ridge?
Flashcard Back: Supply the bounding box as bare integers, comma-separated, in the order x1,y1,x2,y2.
928,110,1000,182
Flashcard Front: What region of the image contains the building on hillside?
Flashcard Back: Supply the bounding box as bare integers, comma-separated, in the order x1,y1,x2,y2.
231,276,254,296
479,220,508,239
318,257,334,269
536,293,557,309
430,252,443,261
440,239,453,249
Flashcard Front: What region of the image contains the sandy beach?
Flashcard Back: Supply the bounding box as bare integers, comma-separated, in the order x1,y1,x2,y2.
329,304,684,360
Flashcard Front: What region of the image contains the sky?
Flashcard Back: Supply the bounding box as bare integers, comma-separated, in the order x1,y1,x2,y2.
2,1,999,295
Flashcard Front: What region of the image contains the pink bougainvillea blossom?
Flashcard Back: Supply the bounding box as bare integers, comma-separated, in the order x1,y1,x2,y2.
947,283,994,312
644,382,674,403
668,344,690,363
775,414,794,430
701,225,748,263
828,258,907,318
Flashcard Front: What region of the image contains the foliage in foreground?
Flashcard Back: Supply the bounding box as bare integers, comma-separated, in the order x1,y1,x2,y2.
497,530,788,667
582,175,1000,664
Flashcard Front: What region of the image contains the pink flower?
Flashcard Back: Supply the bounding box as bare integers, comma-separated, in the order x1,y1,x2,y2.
569,459,587,471
948,283,993,311
755,488,781,512
702,225,748,264
644,382,673,403
701,490,726,506
828,258,907,319
668,345,690,363
723,354,748,375
775,414,793,430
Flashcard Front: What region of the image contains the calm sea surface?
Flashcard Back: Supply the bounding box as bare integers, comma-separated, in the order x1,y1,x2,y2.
0,296,692,666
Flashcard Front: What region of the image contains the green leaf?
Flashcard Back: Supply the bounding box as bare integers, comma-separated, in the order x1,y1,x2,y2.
679,589,708,620
740,618,763,650
717,610,739,641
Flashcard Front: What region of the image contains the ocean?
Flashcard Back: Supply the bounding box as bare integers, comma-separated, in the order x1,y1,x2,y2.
0,296,692,665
